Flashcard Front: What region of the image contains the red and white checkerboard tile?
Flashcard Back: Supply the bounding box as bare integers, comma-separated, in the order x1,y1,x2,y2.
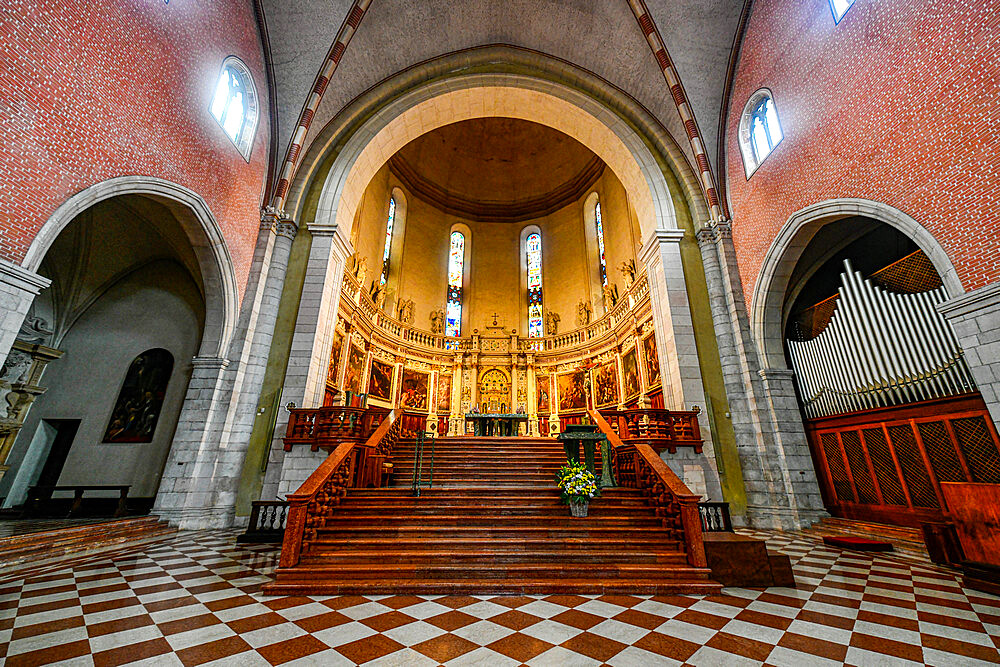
1,529,998,666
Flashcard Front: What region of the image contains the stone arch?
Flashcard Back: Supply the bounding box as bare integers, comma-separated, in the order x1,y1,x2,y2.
23,176,239,358
750,198,964,370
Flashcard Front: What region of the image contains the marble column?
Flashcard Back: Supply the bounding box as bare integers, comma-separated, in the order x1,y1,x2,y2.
939,281,1000,429
638,229,720,500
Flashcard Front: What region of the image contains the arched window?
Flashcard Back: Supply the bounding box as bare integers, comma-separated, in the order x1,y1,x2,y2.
526,232,543,338
738,90,783,177
380,197,396,285
830,0,856,22
210,58,258,160
445,231,465,337
594,200,607,287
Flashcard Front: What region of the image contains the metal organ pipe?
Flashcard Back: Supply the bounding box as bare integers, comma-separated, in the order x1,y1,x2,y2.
785,259,978,419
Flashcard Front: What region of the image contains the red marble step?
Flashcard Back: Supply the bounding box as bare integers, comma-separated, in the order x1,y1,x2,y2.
301,549,687,565
307,536,683,552
263,576,720,596
0,516,176,577
273,562,714,581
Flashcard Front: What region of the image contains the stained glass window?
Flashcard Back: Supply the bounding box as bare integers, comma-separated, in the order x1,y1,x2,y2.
747,95,782,170
595,201,607,287
526,232,543,338
210,60,256,158
380,197,395,285
446,231,464,337
830,0,855,22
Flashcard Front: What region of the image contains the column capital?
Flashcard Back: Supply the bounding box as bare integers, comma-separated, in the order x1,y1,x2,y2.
191,356,231,371
758,367,796,380
695,218,732,247
0,259,50,295
638,228,685,265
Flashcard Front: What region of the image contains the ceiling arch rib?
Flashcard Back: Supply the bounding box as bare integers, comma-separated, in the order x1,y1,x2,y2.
263,0,742,218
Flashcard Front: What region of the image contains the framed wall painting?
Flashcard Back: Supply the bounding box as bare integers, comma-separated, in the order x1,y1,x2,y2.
536,375,551,413
592,361,619,407
399,369,430,411
368,359,394,401
344,345,365,394
327,330,344,387
103,348,174,443
622,347,640,399
557,370,587,411
642,332,661,388
437,374,452,413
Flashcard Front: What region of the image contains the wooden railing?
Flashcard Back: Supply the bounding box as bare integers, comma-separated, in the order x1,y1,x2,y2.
237,500,290,543
283,406,390,451
698,502,734,533
599,408,703,454
278,410,402,568
589,408,707,568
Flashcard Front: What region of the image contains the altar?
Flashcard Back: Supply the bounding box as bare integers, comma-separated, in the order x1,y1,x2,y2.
465,413,529,437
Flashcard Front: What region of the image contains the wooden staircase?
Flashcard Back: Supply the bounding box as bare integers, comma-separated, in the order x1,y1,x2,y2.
265,424,719,595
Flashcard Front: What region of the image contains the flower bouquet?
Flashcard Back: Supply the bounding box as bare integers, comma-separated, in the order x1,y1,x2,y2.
556,460,600,517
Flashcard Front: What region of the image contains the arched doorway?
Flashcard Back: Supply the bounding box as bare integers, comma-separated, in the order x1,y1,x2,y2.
754,202,1000,526
0,184,231,514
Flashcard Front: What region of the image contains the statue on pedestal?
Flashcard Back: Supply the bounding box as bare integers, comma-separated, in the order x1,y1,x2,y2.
619,259,636,288
544,310,560,336
602,283,619,309
429,309,445,334
398,298,415,324
575,300,592,327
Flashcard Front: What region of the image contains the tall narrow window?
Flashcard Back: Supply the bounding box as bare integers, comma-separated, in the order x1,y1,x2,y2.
830,0,855,22
595,201,607,287
380,197,396,285
446,231,465,337
739,90,783,176
526,232,543,338
209,58,257,159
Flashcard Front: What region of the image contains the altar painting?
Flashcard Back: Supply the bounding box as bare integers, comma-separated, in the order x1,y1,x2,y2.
536,375,550,413
558,370,587,411
593,362,619,407
399,369,429,410
622,348,640,398
344,345,364,393
368,359,394,401
642,332,661,388
437,374,451,412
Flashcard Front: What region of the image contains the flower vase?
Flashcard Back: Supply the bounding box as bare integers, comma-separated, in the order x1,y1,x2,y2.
569,499,589,518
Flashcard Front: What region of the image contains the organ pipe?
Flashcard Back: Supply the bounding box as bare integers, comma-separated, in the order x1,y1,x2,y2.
787,260,975,419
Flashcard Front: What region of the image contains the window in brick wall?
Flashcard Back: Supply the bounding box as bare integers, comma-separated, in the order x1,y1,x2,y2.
210,58,258,160
738,90,783,177
830,0,856,23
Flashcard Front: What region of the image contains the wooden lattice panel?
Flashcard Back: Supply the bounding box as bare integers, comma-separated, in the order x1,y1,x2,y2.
806,396,1000,525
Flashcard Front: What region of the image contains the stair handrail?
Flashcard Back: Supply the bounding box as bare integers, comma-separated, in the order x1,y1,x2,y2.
588,408,707,568
410,431,436,496
278,409,401,568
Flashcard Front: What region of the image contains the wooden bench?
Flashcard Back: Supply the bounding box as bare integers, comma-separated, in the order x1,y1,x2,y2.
23,485,130,518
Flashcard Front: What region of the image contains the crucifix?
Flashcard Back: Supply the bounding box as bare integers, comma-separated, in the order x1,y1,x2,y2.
490,312,500,326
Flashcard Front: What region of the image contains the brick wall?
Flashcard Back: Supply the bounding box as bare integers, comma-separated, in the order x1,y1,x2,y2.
725,0,1000,306
0,0,270,291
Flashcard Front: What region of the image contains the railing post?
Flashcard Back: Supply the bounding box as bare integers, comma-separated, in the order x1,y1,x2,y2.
679,498,708,568
278,498,308,567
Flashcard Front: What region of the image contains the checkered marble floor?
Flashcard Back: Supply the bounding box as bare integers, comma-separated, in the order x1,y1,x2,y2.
1,528,998,666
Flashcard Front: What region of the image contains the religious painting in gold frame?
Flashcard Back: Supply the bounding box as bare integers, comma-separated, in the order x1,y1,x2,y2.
642,332,661,389
399,369,430,411
536,375,551,413
557,370,587,411
592,361,619,407
344,344,365,394
367,359,394,401
437,374,452,413
622,347,641,399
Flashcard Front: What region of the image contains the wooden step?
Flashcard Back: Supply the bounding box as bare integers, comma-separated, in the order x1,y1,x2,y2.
0,516,177,578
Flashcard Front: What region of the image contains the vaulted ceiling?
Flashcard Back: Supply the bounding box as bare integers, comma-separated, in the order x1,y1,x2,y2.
259,0,746,205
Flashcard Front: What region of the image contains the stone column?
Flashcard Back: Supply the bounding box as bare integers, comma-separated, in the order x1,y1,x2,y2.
939,281,1000,429
638,229,720,500
0,260,50,368
697,220,825,529
268,220,353,498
